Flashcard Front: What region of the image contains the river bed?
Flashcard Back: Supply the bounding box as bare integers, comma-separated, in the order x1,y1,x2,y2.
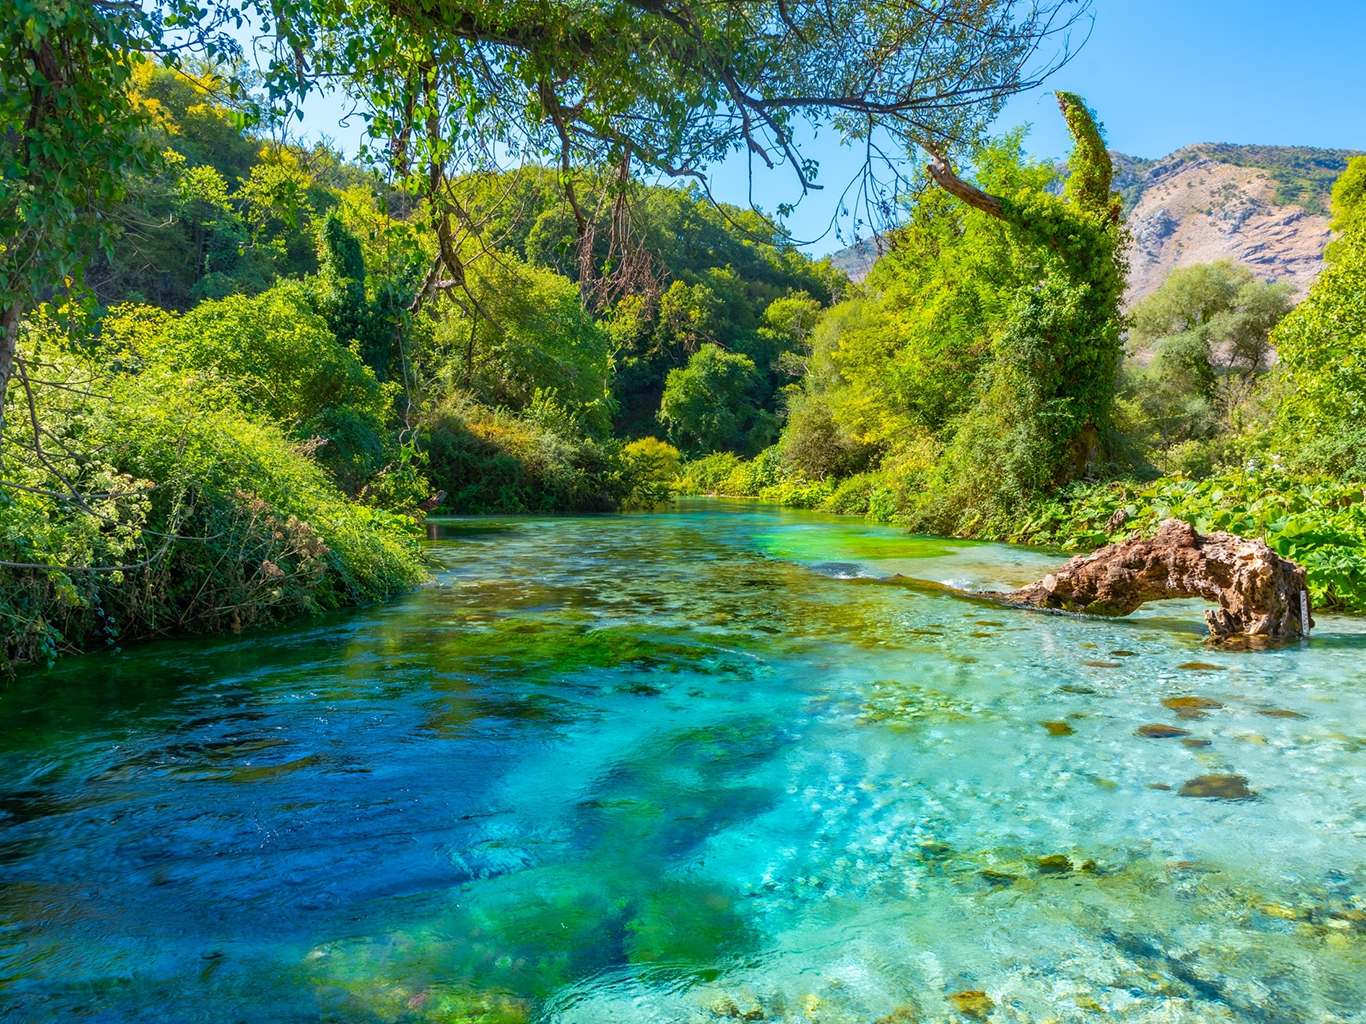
2,500,1364,1022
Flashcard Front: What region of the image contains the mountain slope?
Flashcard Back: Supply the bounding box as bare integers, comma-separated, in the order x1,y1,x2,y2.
1121,144,1359,301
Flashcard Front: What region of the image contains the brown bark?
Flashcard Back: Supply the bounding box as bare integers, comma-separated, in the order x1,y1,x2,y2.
924,152,1006,221
986,518,1313,638
0,297,25,446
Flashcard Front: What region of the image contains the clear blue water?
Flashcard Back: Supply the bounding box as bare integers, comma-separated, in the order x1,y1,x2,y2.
2,500,1364,1023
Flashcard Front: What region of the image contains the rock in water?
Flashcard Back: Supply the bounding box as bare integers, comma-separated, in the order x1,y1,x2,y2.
991,519,1312,638
1178,774,1257,800
948,991,994,1019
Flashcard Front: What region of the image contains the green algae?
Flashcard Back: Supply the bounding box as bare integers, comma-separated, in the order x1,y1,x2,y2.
751,528,965,565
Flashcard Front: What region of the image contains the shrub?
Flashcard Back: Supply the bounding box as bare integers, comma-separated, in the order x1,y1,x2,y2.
658,344,767,456
621,438,681,509
1273,156,1366,449
105,286,404,495
0,336,426,670
422,393,630,513
675,452,744,495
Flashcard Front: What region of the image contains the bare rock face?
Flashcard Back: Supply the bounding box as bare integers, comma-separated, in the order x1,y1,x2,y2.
1124,156,1334,304
996,519,1312,638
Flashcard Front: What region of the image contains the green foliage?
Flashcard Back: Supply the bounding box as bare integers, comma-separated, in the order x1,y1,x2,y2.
2,0,175,338
620,437,680,509
779,394,874,480
107,286,404,495
1330,155,1366,234
1272,157,1366,457
0,330,425,670
1120,259,1294,473
1003,471,1366,613
794,97,1128,534
276,0,1065,219
657,345,771,456
428,257,615,433
421,393,630,513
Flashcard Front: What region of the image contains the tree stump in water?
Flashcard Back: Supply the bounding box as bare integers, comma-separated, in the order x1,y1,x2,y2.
989,518,1312,638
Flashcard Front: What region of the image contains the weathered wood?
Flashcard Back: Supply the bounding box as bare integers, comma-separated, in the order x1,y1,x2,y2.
924,152,1006,221
984,518,1312,638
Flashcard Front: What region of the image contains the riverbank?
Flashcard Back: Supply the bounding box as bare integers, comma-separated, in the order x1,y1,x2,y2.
677,454,1366,613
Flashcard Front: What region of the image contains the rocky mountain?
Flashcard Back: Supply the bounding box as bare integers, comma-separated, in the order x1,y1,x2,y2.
828,145,1361,300
827,236,882,282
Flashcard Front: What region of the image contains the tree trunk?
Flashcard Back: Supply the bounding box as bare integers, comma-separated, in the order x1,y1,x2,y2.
985,518,1312,639
0,296,25,448
924,153,1006,220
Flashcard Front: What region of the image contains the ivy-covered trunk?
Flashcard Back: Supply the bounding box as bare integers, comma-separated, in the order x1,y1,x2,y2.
0,297,21,443
921,92,1128,524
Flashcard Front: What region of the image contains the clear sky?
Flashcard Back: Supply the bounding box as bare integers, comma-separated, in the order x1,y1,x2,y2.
290,0,1366,255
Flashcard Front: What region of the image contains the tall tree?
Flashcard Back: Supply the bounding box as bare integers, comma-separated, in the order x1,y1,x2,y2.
0,0,236,442
919,93,1129,517
256,0,1091,312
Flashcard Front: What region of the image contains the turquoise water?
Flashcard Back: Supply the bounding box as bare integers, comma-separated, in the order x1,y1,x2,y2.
2,500,1364,1023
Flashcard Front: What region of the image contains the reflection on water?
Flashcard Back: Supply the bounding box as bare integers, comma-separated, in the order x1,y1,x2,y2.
2,499,1364,1022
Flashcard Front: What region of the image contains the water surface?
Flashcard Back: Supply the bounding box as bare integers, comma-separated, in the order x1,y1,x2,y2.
2,501,1364,1023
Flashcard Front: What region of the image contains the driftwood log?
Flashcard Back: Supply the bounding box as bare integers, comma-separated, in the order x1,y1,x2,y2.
985,518,1313,638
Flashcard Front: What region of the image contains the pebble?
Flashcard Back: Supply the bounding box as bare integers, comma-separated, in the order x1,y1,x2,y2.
949,990,994,1019
1162,696,1223,719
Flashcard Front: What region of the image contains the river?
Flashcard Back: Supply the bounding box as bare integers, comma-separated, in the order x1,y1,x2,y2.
2,500,1363,1022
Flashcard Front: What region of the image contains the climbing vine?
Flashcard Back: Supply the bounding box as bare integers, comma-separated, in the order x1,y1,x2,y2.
922,92,1129,530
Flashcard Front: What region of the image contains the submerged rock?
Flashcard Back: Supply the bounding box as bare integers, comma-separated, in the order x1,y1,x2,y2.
1042,720,1075,736
1037,854,1072,874
1137,723,1190,738
1163,696,1223,719
1178,773,1258,800
986,518,1312,638
948,990,994,1019
978,869,1017,887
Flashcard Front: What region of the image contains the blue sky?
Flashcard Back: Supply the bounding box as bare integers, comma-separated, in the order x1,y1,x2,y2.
290,0,1366,255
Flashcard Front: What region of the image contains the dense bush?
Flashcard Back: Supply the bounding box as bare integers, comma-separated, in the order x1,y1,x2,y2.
0,335,426,669
657,344,774,456
422,392,632,513
105,287,407,496
1272,156,1366,465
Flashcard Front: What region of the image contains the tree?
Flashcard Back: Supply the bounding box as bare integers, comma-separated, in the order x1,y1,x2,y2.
0,0,237,441
658,344,762,456
899,93,1128,523
254,0,1090,315
1130,259,1295,381
1272,155,1366,473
